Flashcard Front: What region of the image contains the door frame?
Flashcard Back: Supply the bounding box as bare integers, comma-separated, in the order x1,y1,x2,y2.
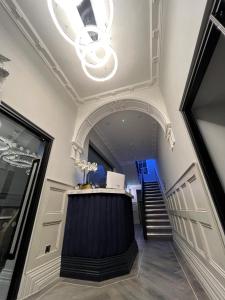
180,0,225,233
0,101,54,300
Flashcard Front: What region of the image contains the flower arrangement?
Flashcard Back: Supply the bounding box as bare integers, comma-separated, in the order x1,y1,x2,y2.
75,159,98,189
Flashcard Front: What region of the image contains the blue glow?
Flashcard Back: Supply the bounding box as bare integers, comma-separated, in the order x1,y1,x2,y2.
136,159,162,183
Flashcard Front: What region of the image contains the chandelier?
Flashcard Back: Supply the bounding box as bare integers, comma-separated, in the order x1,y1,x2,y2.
0,136,39,171
47,0,118,82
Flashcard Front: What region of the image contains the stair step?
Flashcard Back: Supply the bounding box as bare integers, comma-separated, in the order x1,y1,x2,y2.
147,232,173,239
145,213,169,218
145,208,167,213
146,220,170,226
144,196,163,200
145,204,165,208
145,195,162,198
147,225,172,229
144,191,162,195
145,200,164,204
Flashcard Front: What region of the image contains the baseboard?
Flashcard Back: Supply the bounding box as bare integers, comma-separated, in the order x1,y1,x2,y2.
174,233,225,300
61,241,138,282
17,256,60,300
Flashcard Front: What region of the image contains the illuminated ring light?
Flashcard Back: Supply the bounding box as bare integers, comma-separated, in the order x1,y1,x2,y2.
47,0,76,46
47,0,114,45
1,150,37,169
0,136,14,151
75,25,111,67
81,46,118,82
76,26,111,69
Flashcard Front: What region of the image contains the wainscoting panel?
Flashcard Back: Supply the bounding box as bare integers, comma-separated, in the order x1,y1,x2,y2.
166,163,225,299
17,179,74,300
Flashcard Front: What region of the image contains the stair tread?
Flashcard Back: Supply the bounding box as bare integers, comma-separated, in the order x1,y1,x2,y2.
145,213,168,217
145,205,165,208
147,225,171,229
145,201,164,203
147,232,172,236
146,219,170,222
145,208,167,211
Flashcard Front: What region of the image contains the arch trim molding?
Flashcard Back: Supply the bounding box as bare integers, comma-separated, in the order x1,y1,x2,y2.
71,98,175,161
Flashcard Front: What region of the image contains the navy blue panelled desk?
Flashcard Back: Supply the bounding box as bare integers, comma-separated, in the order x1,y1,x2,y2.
60,189,138,282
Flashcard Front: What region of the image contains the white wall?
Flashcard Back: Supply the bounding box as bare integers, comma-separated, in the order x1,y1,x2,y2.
158,1,225,298
158,0,207,188
0,7,78,186
0,6,78,299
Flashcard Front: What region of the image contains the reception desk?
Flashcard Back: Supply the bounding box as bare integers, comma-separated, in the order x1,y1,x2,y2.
60,189,138,282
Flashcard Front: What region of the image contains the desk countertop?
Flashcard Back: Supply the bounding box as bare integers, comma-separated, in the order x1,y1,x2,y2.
67,188,132,198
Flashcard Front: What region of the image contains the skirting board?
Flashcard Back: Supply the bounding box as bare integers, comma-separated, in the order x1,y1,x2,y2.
61,241,138,282
174,233,225,300
17,256,60,300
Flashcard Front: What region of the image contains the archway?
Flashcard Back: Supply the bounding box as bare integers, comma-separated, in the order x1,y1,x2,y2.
71,98,175,161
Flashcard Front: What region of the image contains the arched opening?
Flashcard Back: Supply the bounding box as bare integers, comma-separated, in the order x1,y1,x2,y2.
71,98,175,161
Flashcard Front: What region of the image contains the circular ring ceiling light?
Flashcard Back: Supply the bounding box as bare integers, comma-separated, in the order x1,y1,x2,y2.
0,150,38,169
82,46,118,82
48,0,117,81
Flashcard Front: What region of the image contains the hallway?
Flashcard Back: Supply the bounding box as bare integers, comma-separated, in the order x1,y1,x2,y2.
1,0,225,299
29,227,208,300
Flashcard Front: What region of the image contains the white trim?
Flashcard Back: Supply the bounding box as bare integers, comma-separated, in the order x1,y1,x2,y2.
0,0,163,104
174,234,225,300
17,257,61,300
0,0,81,105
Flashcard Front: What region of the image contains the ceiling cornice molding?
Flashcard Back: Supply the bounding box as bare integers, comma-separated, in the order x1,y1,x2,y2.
81,80,155,103
0,0,82,105
149,0,162,82
0,0,163,106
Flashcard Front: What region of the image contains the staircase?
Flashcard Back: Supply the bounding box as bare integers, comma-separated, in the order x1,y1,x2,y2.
143,181,172,240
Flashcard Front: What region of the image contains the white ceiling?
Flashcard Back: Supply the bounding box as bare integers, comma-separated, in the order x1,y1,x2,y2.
91,110,159,183
2,0,162,102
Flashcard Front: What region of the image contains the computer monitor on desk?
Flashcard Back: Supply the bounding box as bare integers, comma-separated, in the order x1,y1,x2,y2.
106,171,125,189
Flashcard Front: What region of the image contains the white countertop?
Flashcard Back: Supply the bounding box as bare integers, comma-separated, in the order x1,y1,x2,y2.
67,188,132,198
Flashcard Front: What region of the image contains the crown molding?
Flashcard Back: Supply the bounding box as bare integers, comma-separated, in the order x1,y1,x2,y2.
0,0,82,105
81,80,155,103
0,0,162,106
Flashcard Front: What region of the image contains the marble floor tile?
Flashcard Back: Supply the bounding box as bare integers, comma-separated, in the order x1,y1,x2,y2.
29,226,207,300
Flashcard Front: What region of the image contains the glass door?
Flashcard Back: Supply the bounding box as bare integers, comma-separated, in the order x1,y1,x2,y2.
0,103,52,300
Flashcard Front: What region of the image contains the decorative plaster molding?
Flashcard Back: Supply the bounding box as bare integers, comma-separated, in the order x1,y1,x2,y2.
81,80,155,102
175,234,225,300
0,0,82,105
71,98,175,161
0,0,163,105
18,256,60,300
165,125,175,150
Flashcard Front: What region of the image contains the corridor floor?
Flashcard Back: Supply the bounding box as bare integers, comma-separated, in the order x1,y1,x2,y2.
30,226,208,300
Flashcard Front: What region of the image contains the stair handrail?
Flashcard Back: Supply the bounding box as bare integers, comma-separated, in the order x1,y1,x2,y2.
141,173,147,240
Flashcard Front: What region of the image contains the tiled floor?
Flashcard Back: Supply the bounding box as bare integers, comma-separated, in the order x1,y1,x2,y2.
30,226,209,300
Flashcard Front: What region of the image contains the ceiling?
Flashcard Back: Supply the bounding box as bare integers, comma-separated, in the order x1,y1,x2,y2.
91,110,159,183
2,0,162,103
